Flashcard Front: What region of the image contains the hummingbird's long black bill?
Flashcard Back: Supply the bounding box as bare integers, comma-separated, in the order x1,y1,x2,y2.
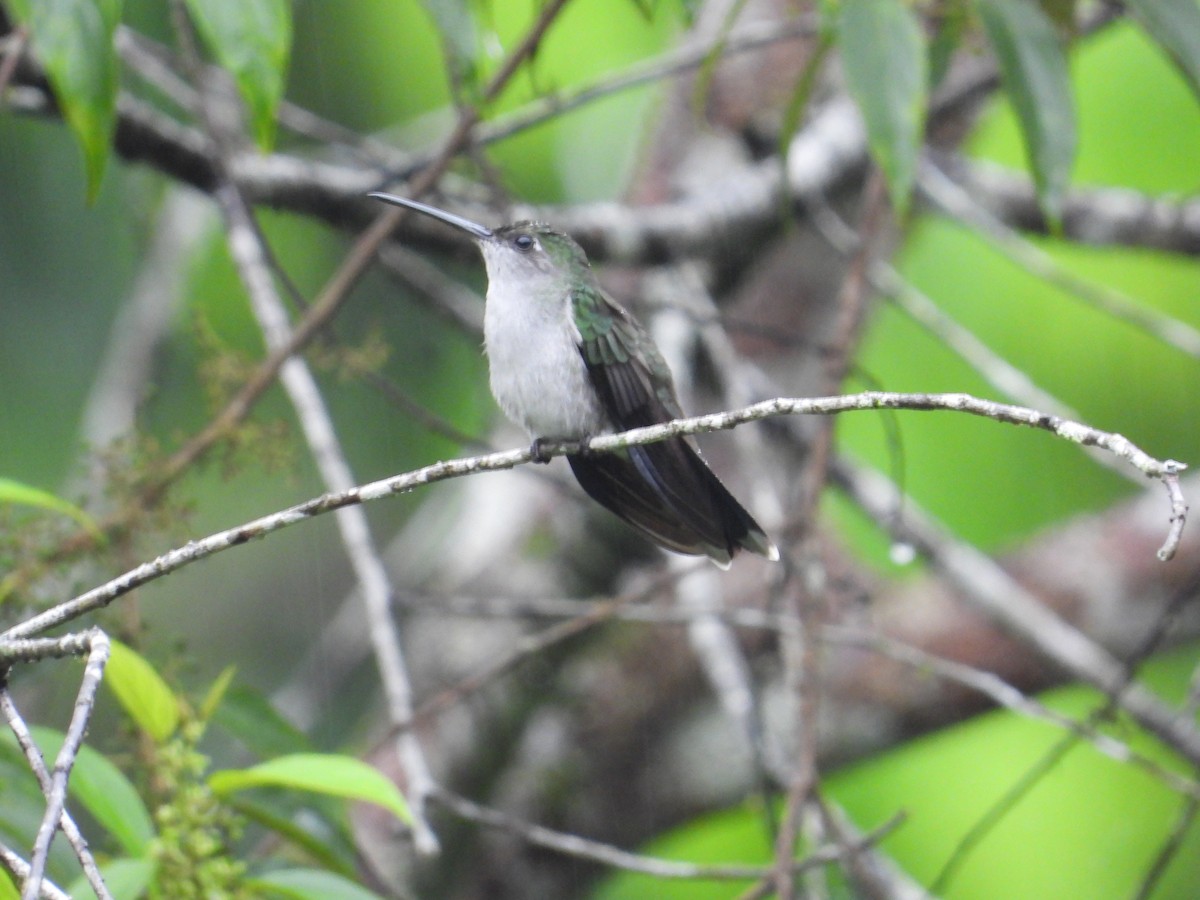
368,192,493,239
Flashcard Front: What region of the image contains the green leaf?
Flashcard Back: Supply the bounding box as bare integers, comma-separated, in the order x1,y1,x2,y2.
974,0,1076,223
0,477,102,539
0,727,155,857
1125,0,1200,101
209,753,411,824
68,857,156,900
839,0,928,215
7,0,121,200
105,640,181,743
183,0,292,149
249,868,385,900
0,868,17,900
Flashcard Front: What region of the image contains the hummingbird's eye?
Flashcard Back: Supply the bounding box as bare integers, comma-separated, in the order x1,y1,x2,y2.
513,234,535,252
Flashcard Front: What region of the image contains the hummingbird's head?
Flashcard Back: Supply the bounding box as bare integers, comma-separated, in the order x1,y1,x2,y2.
479,222,591,289
368,192,594,293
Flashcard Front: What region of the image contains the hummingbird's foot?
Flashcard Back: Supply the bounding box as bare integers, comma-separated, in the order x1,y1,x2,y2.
530,437,589,462
530,438,554,464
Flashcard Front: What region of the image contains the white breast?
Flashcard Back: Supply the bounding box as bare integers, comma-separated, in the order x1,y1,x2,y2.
483,280,606,439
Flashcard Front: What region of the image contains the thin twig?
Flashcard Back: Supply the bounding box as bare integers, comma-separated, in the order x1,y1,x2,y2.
0,25,29,100
172,0,439,847
0,680,112,900
215,172,445,852
431,785,904,880
405,14,817,174
773,167,892,900
1133,794,1200,900
0,842,70,900
402,569,683,731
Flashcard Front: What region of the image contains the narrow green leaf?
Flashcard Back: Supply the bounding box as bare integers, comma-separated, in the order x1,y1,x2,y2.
1125,0,1200,101
199,664,238,724
249,868,385,900
1041,0,1078,31
928,1,969,90
8,0,121,199
678,0,703,25
183,0,292,149
68,857,156,900
418,0,479,91
974,0,1076,224
209,753,411,824
0,477,101,539
627,0,654,22
0,867,17,900
227,796,359,877
839,0,928,215
105,640,181,743
212,684,312,759
690,0,750,118
776,33,834,222
1,728,155,857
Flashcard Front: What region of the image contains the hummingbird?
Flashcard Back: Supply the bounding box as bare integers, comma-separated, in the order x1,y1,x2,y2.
369,192,779,568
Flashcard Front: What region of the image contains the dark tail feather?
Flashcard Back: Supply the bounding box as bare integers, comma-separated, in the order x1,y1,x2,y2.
568,437,777,566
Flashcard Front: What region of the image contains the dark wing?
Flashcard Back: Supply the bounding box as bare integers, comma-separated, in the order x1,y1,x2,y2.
569,286,775,564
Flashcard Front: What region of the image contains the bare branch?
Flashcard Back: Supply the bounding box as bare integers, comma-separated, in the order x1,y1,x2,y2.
920,157,1200,358
835,459,1200,767
3,391,1184,643
431,785,904,881
827,626,1200,799
928,152,1200,258
2,630,112,900
0,25,29,99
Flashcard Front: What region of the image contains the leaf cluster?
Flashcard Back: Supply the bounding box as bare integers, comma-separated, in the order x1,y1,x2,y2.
0,642,407,898
832,0,1200,222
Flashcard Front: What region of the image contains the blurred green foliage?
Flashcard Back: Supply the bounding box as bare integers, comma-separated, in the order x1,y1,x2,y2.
832,21,1200,562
